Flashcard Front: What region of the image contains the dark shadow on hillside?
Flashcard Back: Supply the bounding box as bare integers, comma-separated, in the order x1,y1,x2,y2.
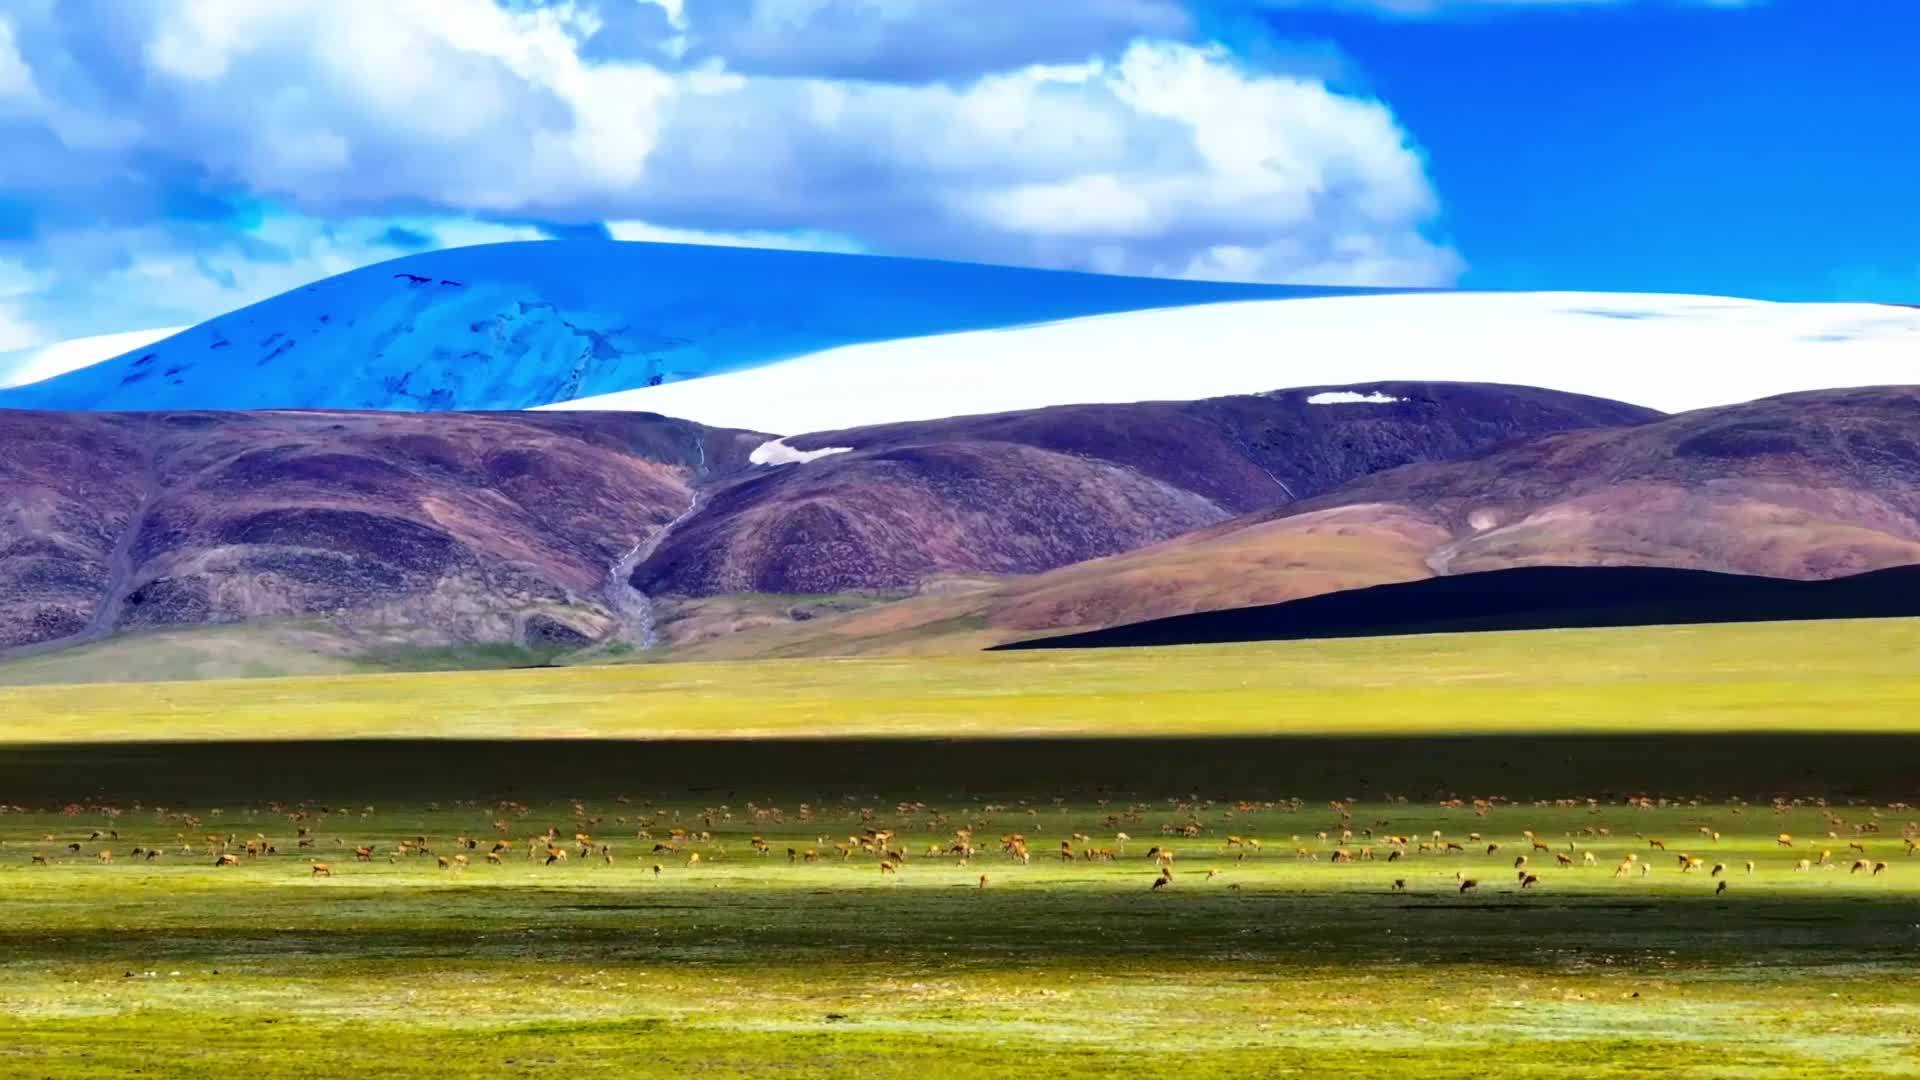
996,564,1920,651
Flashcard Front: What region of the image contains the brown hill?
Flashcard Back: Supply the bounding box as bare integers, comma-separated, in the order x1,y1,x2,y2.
955,386,1920,648
635,382,1657,597
661,387,1920,658
0,410,764,658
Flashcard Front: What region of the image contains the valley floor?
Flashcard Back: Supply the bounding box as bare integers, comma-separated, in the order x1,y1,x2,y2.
3,619,1919,1076
1,791,1916,1078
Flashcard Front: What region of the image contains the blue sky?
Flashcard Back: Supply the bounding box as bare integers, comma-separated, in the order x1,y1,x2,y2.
0,0,1913,350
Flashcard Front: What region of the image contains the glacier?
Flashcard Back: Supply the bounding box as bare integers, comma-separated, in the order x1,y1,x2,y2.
543,292,1920,432
0,241,1389,413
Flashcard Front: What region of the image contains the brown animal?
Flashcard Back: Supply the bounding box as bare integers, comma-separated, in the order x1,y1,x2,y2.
215,854,241,867
1777,833,1794,847
311,863,333,877
1521,873,1539,888
31,853,48,866
1459,878,1480,894
1715,880,1728,896
95,850,113,864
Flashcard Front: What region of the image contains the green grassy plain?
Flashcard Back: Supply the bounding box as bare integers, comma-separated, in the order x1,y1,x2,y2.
1,793,1917,1078
4,618,1920,1076
5,616,1920,743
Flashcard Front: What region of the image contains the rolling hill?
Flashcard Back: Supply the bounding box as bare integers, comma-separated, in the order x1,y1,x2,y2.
0,381,1651,672
0,409,764,660
655,386,1920,659
631,381,1656,596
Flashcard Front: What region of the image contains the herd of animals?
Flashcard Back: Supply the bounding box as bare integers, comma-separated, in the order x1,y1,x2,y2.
6,794,1916,897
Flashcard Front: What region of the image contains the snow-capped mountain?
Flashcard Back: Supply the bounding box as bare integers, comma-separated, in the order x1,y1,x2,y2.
544,292,1920,432
0,241,1374,413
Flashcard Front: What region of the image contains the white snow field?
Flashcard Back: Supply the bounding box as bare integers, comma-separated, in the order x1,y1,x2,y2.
0,326,186,390
543,292,1920,433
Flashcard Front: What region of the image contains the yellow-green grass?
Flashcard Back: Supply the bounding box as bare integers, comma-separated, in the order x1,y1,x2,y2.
4,616,1920,744
1,796,1916,1078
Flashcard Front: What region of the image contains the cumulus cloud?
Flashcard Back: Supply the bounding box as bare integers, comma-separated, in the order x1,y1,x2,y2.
0,0,1466,341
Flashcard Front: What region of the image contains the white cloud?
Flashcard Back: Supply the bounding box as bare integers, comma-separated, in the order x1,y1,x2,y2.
7,4,1459,297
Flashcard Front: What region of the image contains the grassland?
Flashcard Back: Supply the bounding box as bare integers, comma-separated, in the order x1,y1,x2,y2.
2,789,1917,1078
4,618,1920,1076
6,616,1920,743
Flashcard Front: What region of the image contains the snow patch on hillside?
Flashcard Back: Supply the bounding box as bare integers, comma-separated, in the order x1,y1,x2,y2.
544,292,1920,433
749,438,854,466
1307,391,1405,405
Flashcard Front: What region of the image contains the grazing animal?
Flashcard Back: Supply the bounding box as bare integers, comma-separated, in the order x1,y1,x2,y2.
1745,860,1754,874
354,846,374,862
311,863,333,877
1649,838,1666,850
1582,852,1598,866
1150,874,1170,891
1715,880,1728,896
1851,859,1873,874
1777,834,1794,847
1514,855,1528,869
1459,878,1479,894
651,863,663,877
978,874,989,889
95,850,113,864
486,852,503,864
1555,852,1574,867
31,853,48,866
1392,879,1406,891
1520,873,1539,889
1872,861,1890,876
215,854,240,867
1795,859,1812,872
1710,863,1727,877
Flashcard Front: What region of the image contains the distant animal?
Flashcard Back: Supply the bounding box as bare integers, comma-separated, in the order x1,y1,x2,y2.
1459,878,1479,894
1710,863,1727,877
1777,834,1794,847
1715,880,1728,896
978,874,989,889
1392,879,1405,891
1872,861,1890,876
651,863,663,877
394,273,431,284
215,854,240,867
311,863,333,877
1520,873,1539,888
